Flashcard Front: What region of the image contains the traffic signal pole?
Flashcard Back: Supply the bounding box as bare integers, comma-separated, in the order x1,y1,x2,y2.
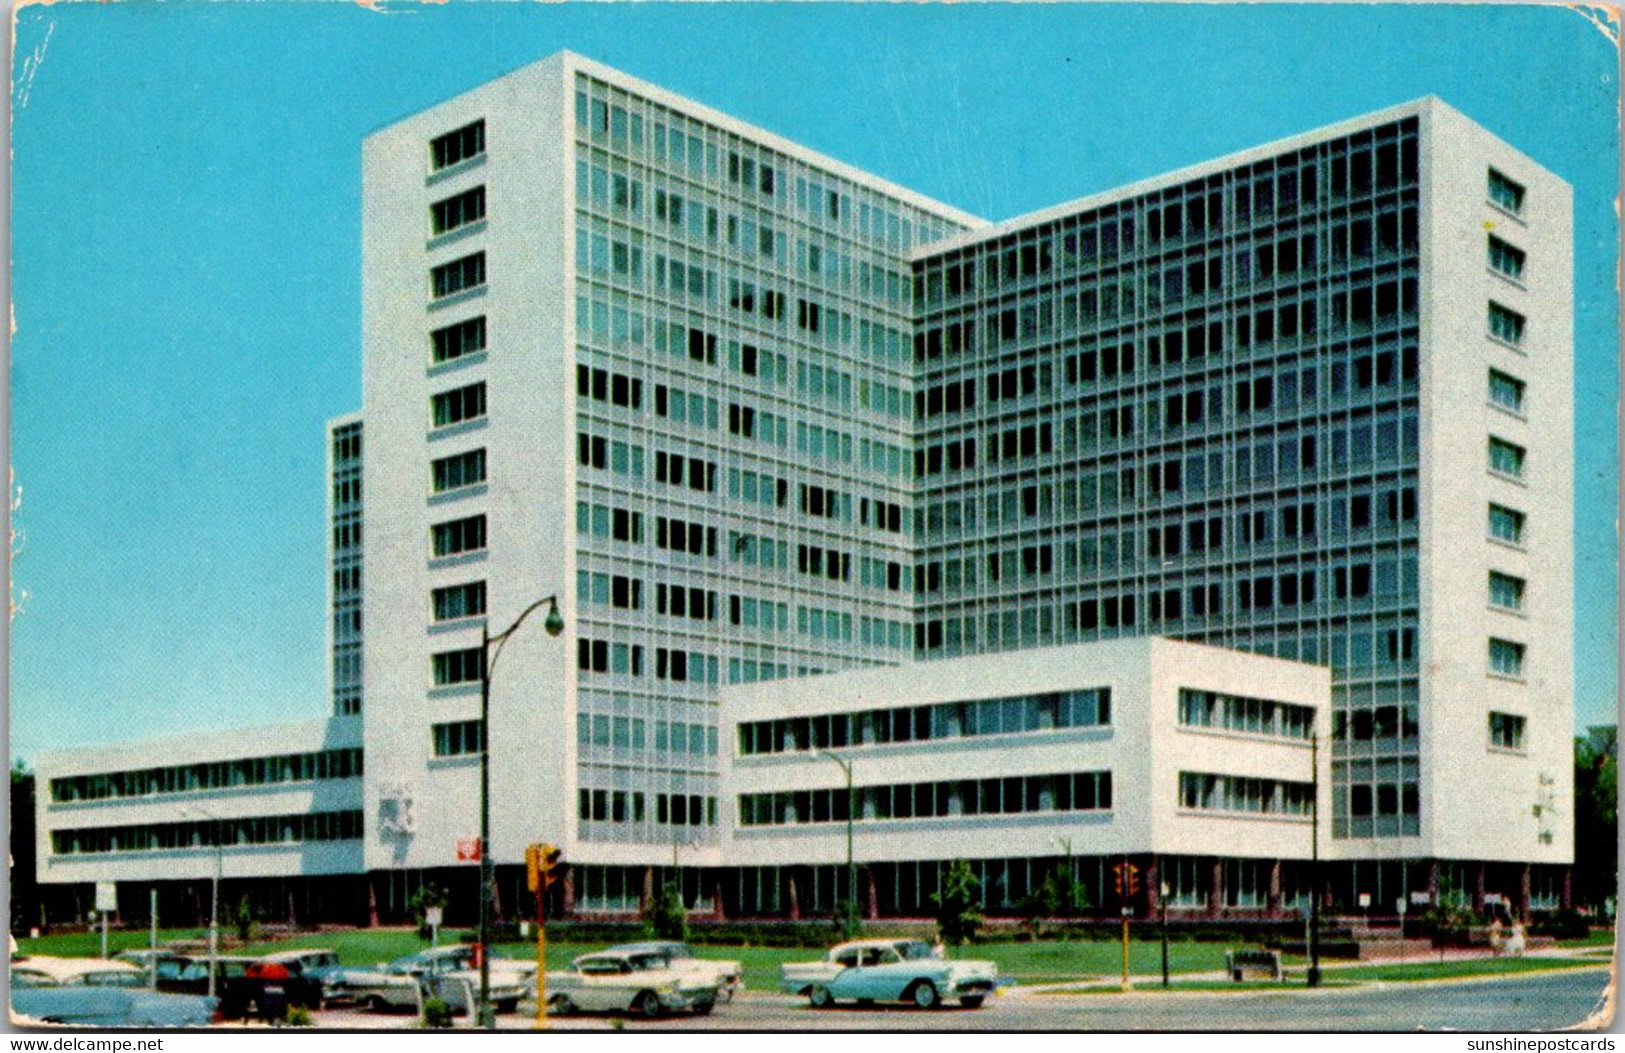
526,843,563,1028
1111,858,1139,990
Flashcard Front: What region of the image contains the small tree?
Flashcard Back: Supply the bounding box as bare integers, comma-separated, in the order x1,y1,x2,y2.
830,899,862,942
932,860,984,947
232,894,259,946
409,882,450,940
642,880,688,941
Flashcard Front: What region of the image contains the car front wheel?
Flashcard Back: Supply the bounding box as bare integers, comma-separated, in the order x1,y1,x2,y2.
547,994,577,1016
908,981,941,1009
807,984,834,1009
632,991,662,1019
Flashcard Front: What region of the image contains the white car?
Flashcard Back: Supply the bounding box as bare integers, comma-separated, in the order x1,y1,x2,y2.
601,941,743,1001
781,939,999,1009
545,951,718,1018
329,947,530,1013
11,956,218,1027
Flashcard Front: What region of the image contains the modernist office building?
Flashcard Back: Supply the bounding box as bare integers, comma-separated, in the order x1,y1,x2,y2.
35,52,1573,925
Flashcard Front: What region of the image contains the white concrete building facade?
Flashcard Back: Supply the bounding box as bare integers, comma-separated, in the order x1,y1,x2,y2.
34,53,1574,924
726,638,1328,915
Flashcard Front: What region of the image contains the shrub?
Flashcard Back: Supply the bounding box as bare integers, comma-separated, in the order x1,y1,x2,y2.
283,1007,314,1028
232,895,259,946
830,899,863,942
1529,908,1591,940
932,860,985,947
421,997,454,1029
410,883,450,941
642,880,688,941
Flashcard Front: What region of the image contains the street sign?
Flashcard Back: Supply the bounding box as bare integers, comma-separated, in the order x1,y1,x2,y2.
95,882,117,912
425,906,444,928
456,837,482,862
1358,893,1371,908
1395,899,1407,915
1410,891,1432,905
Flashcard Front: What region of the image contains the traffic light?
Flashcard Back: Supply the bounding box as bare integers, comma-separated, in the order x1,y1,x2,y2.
526,843,566,892
1112,861,1140,899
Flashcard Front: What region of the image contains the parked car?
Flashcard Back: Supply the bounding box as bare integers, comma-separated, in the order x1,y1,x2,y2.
601,941,743,1002
112,948,191,985
780,939,998,1009
11,956,218,1027
326,947,529,1013
162,955,321,1020
258,949,344,1007
545,951,717,1018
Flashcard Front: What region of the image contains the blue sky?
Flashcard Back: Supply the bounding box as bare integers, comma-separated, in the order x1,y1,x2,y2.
9,3,1618,761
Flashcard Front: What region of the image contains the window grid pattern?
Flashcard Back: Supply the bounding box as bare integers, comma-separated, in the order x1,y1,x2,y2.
330,421,363,717
567,72,977,845
912,120,1424,841
739,770,1113,826
49,748,363,804
738,687,1110,756
51,811,364,857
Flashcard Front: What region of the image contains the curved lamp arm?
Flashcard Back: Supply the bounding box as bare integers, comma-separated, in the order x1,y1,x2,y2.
486,595,564,680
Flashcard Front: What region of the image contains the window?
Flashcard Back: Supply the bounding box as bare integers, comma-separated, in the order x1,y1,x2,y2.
1489,504,1525,544
1488,236,1525,281
1489,571,1525,612
431,120,485,171
1488,437,1526,479
432,252,486,299
432,514,486,557
1488,637,1526,678
432,719,485,757
431,581,486,621
431,186,486,235
1488,169,1525,214
1488,370,1525,414
432,382,486,427
1488,711,1526,750
431,316,487,363
1489,302,1525,345
432,647,484,686
431,448,486,492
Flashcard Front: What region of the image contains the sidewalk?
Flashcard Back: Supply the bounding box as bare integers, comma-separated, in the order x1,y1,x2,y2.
1011,942,1614,995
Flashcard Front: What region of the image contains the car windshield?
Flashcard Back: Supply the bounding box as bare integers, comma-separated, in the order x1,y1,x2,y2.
578,960,627,976
11,970,55,988
626,954,670,971
896,941,939,960
82,972,143,988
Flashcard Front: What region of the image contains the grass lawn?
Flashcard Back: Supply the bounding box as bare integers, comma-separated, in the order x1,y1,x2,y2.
1324,956,1607,984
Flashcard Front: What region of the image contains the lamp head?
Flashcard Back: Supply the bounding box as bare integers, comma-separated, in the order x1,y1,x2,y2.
543,600,565,638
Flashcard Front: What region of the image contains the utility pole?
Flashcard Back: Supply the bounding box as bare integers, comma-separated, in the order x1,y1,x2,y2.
1159,874,1170,989
1308,733,1322,988
818,751,857,936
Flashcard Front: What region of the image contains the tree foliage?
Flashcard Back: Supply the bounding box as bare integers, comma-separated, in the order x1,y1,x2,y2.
1574,729,1618,914
1017,870,1089,937
409,882,449,940
931,860,985,947
641,880,688,941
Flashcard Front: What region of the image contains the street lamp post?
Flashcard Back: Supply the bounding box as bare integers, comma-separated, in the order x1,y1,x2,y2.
182,807,223,1002
477,595,565,1030
817,750,857,936
1308,733,1322,988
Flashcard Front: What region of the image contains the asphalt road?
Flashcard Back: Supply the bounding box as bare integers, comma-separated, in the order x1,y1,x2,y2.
319,965,1611,1033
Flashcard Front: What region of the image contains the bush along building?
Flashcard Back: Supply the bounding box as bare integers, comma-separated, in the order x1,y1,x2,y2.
36,53,1573,929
